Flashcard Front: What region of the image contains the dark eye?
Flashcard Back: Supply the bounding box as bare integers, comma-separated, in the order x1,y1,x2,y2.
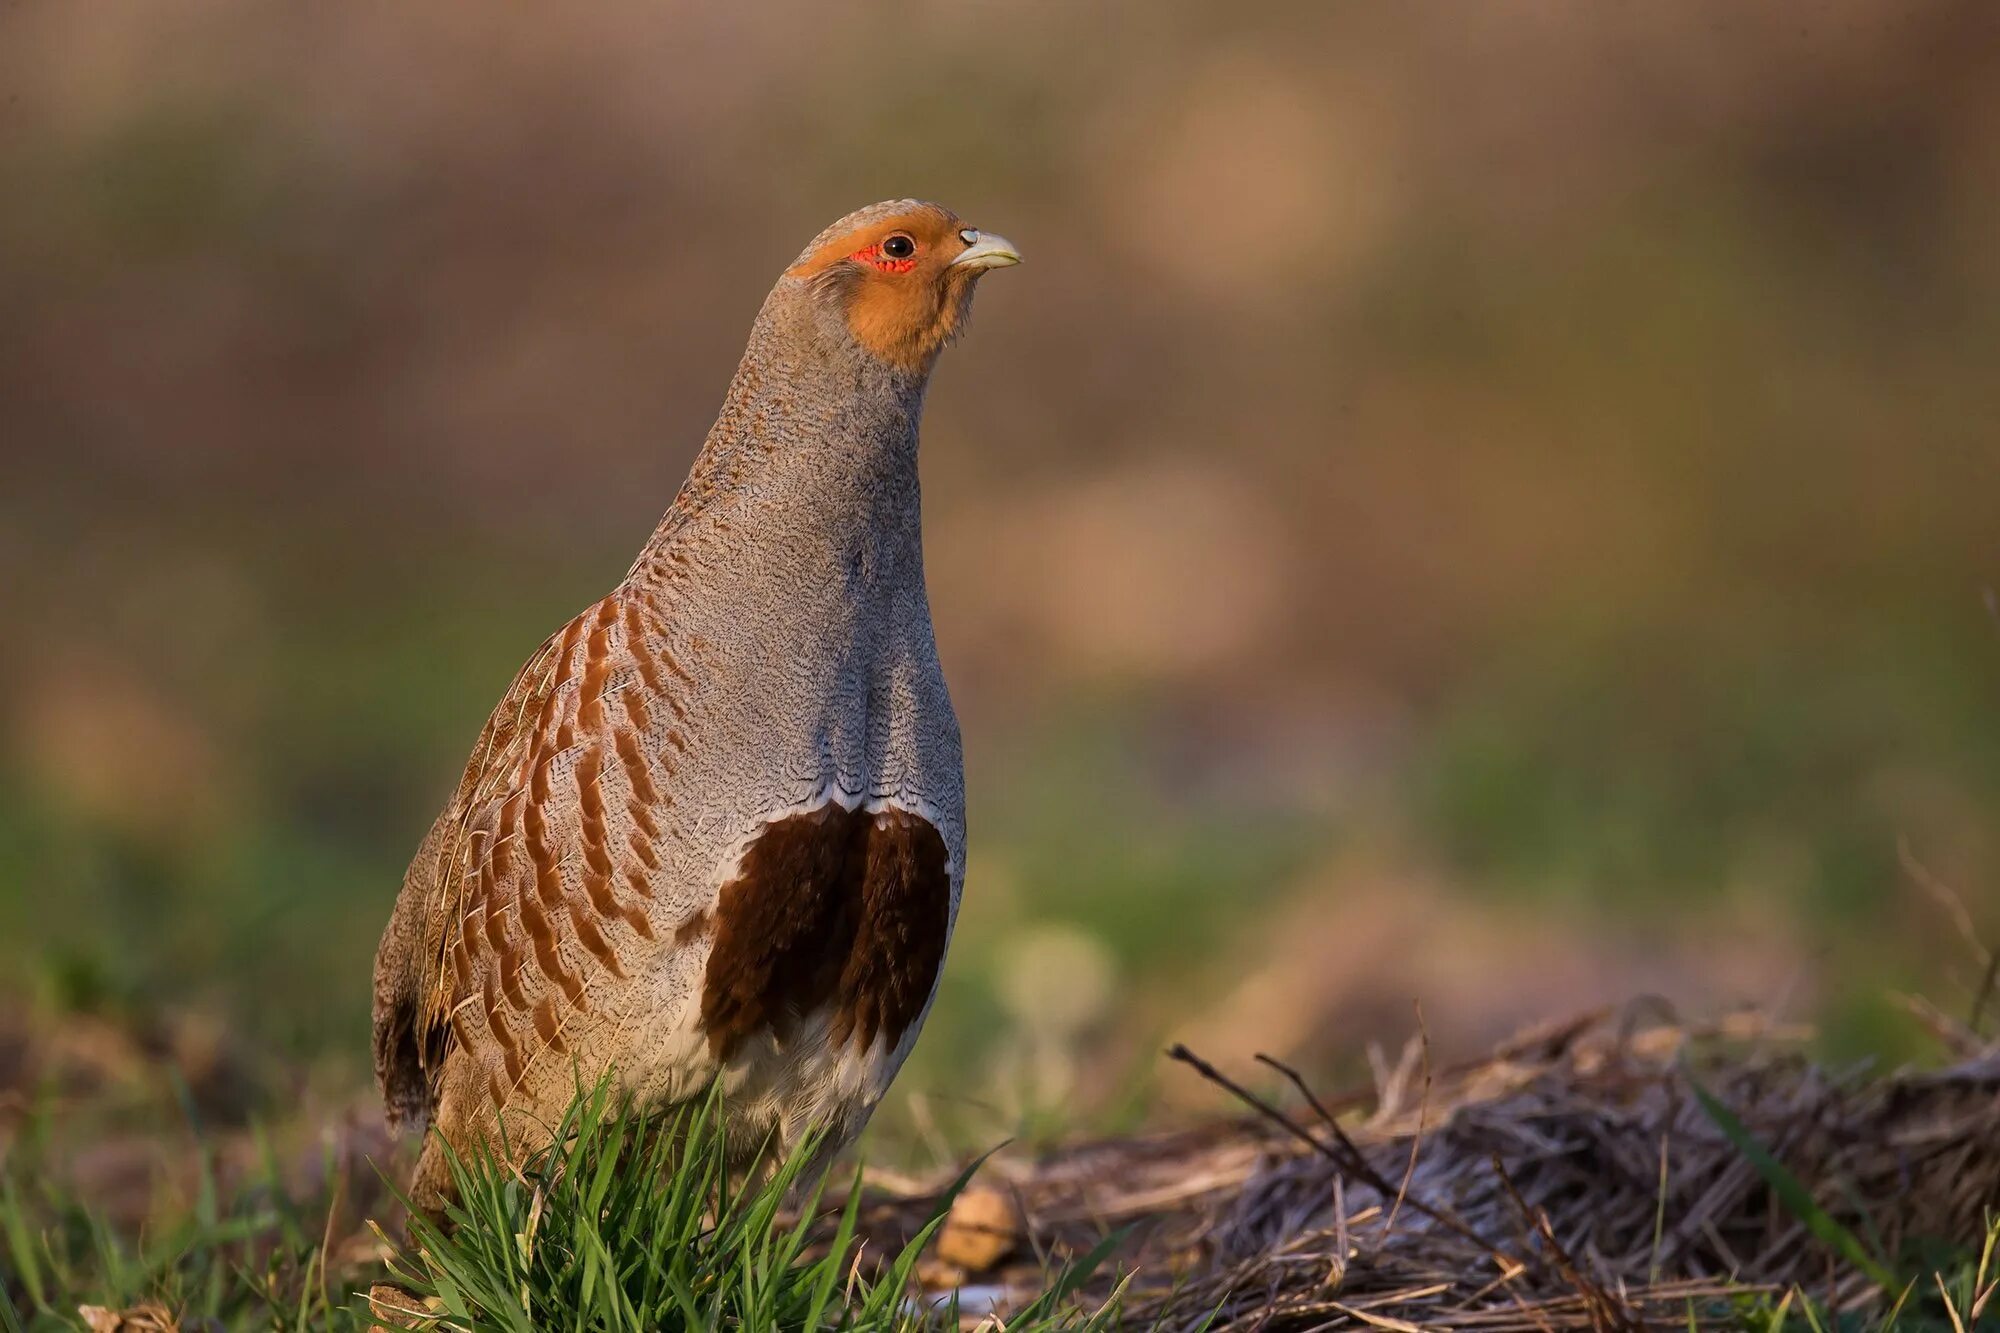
881,233,916,259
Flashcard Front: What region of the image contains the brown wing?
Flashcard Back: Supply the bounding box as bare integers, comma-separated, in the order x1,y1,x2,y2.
371,589,696,1128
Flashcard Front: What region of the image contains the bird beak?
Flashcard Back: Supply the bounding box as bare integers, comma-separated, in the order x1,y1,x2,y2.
950,230,1021,272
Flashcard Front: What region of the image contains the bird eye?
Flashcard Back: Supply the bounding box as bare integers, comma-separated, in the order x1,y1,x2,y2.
881,234,916,259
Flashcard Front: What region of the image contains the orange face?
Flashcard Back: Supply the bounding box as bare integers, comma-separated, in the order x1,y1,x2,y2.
787,204,1020,372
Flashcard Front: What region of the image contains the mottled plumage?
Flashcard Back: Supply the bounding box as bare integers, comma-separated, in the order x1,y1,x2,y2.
372,201,1018,1209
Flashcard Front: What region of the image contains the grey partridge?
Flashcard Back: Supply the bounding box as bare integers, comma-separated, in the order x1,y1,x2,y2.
371,200,1020,1209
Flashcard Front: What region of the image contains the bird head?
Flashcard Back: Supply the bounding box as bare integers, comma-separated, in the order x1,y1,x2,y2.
786,200,1020,374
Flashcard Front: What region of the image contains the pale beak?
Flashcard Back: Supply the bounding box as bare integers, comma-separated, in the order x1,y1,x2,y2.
949,230,1022,271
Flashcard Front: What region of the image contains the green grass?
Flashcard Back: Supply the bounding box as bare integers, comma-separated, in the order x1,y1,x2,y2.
1726,1212,2000,1333
386,1082,1131,1332
0,1123,344,1330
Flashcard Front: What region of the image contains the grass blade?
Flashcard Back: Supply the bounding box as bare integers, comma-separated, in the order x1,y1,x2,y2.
1686,1074,1896,1290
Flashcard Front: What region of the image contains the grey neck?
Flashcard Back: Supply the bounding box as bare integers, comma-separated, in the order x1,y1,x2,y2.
630,280,932,590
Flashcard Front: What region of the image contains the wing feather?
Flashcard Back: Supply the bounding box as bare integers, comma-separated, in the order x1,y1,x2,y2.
370,588,693,1128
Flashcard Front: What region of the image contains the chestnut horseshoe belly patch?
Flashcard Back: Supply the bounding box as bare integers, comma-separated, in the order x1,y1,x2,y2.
698,804,951,1059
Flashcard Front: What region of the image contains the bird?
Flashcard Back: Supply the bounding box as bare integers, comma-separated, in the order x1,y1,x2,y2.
370,200,1019,1211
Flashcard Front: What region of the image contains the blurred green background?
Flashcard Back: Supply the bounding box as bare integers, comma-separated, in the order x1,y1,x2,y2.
3,1,1997,1151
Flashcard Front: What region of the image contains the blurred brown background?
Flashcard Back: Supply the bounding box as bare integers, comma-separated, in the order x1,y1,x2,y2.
3,1,1997,1144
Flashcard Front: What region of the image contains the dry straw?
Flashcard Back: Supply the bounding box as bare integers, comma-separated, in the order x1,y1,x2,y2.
856,1004,2000,1331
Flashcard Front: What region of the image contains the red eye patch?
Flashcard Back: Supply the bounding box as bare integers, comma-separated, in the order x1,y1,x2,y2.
849,242,919,274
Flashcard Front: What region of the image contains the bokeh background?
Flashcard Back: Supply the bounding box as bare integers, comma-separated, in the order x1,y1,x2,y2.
3,1,1997,1156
